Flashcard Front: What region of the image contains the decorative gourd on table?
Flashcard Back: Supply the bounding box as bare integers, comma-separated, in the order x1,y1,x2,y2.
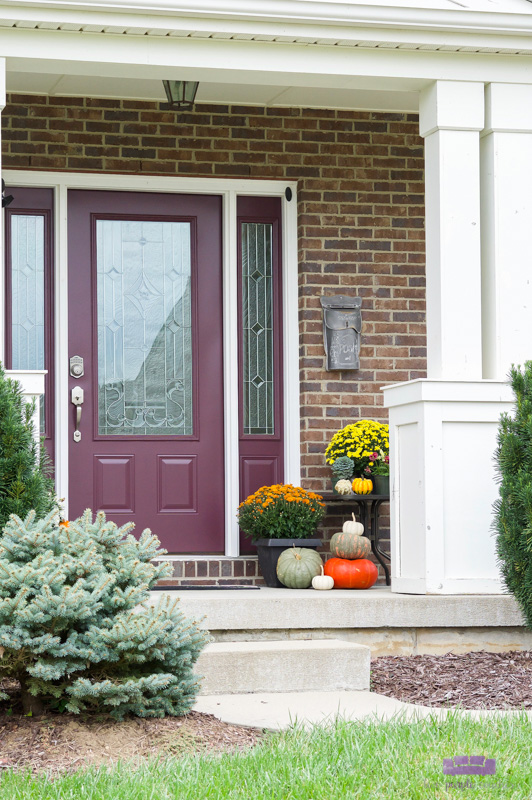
352,478,373,495
324,557,378,589
342,513,364,536
276,547,323,589
311,565,334,591
330,531,371,560
334,479,352,495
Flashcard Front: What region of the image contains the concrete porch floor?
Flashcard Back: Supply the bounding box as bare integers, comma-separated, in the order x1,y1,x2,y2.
150,586,531,657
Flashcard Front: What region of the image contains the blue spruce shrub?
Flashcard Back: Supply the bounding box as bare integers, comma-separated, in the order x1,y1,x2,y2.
0,509,209,718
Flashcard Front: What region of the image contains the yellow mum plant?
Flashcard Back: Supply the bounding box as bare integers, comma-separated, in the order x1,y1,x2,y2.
237,484,325,541
325,420,389,478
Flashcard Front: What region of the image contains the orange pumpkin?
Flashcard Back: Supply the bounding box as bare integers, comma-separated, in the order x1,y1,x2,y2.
324,557,378,589
352,478,373,495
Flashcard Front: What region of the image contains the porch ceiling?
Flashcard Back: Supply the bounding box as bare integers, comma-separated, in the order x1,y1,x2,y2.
5,70,420,111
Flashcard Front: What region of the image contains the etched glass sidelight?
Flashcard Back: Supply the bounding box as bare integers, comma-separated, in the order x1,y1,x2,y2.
242,222,274,435
96,220,193,436
10,215,46,432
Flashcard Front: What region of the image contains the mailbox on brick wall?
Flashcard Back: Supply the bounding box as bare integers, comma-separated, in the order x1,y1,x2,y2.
320,295,362,370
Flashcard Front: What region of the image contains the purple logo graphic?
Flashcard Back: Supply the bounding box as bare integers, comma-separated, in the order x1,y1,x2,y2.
443,756,496,776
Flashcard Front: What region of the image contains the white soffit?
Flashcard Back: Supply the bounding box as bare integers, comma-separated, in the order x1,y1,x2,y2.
5,71,420,111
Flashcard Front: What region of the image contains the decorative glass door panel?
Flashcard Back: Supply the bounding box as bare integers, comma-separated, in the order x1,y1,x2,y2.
10,215,45,375
68,191,224,553
96,220,193,436
4,188,54,461
242,222,274,436
237,197,284,554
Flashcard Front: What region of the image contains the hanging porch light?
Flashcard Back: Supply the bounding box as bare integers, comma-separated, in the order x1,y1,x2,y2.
162,80,199,110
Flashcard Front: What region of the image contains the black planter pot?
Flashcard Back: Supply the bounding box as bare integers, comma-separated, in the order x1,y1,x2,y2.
255,538,322,588
371,474,390,496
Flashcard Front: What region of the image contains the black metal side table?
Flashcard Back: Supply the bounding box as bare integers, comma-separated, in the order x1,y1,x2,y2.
320,492,391,586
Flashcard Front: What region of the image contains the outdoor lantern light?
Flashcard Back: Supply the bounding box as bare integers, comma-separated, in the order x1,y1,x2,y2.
1,180,14,208
162,80,199,110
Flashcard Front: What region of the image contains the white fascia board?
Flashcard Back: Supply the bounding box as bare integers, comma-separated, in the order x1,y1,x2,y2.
5,29,532,88
3,2,532,53
4,0,532,37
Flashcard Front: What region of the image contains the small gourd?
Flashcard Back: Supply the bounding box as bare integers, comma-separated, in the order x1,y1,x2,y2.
311,565,334,591
334,479,352,495
352,477,373,495
276,546,323,589
342,513,364,536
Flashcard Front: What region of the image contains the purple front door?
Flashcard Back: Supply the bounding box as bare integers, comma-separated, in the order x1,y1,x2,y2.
67,190,224,553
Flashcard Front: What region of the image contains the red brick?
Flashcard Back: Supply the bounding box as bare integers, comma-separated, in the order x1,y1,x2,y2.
3,94,426,493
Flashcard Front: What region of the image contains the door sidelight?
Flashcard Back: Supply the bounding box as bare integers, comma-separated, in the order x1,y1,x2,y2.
71,386,84,442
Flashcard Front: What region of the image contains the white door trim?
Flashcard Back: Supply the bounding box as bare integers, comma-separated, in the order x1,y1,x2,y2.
3,170,300,556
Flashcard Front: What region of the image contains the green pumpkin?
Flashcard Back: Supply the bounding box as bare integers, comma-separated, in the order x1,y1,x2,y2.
276,547,323,589
330,531,371,560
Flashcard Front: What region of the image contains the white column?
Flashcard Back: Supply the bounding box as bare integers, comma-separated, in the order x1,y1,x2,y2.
384,81,512,595
481,83,532,380
0,58,6,364
419,81,484,380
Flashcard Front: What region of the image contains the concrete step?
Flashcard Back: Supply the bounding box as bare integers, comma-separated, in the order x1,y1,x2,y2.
196,639,370,695
150,587,529,658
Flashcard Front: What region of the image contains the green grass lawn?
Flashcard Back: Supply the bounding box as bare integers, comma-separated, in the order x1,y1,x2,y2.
1,712,531,799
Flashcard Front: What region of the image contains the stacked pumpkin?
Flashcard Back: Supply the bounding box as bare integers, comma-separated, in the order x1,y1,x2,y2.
324,514,378,589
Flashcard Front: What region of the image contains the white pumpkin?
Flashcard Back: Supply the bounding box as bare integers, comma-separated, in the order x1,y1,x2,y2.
312,565,334,591
342,513,364,536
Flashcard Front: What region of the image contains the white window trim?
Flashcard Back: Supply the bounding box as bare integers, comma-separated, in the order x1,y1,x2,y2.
2,170,300,557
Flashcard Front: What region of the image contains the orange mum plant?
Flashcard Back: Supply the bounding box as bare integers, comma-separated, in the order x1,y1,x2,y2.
237,484,326,542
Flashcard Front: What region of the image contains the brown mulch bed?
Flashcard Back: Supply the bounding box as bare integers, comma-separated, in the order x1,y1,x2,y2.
371,650,532,709
0,710,261,774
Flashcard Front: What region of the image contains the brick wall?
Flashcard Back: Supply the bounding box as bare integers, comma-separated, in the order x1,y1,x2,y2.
2,94,426,585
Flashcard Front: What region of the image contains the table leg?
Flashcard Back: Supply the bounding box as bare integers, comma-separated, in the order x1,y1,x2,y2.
370,499,391,586
352,501,369,545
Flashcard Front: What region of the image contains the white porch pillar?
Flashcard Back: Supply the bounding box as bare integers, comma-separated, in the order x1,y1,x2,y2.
0,58,5,364
384,80,513,595
419,81,484,380
481,83,532,380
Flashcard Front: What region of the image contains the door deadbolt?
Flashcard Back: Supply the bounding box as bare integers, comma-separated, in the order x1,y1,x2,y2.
70,355,84,378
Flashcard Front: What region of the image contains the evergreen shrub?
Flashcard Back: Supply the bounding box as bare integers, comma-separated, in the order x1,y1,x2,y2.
0,364,56,530
494,362,532,627
0,509,209,718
